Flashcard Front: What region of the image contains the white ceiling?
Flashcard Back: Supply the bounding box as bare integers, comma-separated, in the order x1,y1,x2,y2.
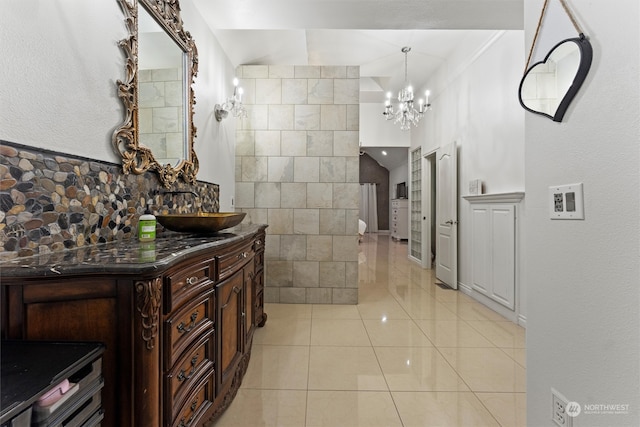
192,0,523,96
190,0,523,169
361,147,408,171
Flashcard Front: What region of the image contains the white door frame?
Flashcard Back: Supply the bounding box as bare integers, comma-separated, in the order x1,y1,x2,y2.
422,148,438,269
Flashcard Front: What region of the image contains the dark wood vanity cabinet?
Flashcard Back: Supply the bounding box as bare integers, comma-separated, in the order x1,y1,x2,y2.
0,225,267,427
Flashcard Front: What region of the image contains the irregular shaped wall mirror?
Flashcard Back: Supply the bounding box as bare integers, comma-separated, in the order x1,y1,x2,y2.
519,35,593,122
114,0,199,187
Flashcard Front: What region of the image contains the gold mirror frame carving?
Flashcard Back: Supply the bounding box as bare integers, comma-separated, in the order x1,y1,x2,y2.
114,0,199,188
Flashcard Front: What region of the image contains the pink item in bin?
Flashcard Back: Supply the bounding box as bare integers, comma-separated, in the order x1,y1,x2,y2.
36,379,71,407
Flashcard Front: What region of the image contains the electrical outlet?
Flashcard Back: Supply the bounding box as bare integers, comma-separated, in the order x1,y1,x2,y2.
549,183,584,219
551,388,573,427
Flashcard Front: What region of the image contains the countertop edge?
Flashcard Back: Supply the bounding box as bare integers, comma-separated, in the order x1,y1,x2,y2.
0,224,268,279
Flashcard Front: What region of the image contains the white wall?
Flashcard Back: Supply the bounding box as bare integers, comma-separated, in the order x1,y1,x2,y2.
413,31,526,311
0,0,237,210
524,1,640,426
360,103,410,147
389,162,409,200
0,0,123,162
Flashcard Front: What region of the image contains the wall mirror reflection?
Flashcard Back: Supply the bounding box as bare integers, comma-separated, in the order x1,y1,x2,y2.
518,35,592,122
114,0,199,187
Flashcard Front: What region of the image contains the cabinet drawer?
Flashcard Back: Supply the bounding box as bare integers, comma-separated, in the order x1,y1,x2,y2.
165,332,214,423
165,260,214,314
164,292,214,369
216,240,254,282
171,373,213,427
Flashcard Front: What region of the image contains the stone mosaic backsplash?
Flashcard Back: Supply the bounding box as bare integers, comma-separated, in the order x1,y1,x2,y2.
0,140,219,259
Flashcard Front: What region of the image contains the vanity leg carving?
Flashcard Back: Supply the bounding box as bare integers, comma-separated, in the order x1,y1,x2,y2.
134,278,162,427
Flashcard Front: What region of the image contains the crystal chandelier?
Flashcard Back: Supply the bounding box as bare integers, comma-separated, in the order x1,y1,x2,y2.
383,47,431,131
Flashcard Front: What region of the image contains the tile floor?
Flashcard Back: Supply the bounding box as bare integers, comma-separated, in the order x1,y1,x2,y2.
211,233,526,426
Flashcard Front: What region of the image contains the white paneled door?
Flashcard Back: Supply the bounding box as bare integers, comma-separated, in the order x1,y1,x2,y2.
436,142,458,289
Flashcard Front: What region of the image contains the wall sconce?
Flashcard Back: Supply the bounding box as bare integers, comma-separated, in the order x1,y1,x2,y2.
214,78,247,121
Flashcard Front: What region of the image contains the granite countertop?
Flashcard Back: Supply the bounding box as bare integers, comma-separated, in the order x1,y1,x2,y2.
0,224,266,279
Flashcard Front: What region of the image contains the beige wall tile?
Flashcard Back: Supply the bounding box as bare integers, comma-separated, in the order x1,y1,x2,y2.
319,209,346,235
243,104,268,130
266,260,293,287
346,105,360,131
235,182,255,208
263,287,279,303
294,157,319,182
255,130,281,156
293,261,319,287
333,183,359,209
241,157,268,182
268,157,294,182
321,66,347,78
269,65,294,78
236,130,255,156
268,209,294,234
319,261,346,287
283,79,308,105
238,64,359,304
334,79,360,105
256,79,282,104
281,235,307,261
240,65,268,78
332,288,358,304
333,236,359,262
307,183,332,209
281,131,307,156
345,262,358,288
307,131,333,157
306,288,332,304
308,79,334,104
307,235,333,261
345,157,359,183
255,182,281,208
294,66,321,78
279,287,306,304
264,234,280,260
294,209,319,235
320,105,346,130
295,105,321,131
347,66,360,79
281,182,307,208
269,105,294,130
242,208,268,226
345,209,360,235
320,157,346,183
334,131,359,157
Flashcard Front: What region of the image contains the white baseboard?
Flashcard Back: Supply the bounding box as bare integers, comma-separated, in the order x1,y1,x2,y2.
458,281,523,327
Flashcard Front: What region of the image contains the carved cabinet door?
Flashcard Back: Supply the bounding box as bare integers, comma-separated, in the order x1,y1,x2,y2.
216,269,244,388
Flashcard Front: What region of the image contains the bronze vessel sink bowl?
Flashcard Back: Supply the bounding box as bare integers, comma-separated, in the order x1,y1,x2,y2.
156,212,246,233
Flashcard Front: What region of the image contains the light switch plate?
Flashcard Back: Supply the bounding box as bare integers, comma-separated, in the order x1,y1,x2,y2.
549,183,584,219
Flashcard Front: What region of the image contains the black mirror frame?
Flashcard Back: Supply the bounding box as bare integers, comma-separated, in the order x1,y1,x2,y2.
518,34,593,123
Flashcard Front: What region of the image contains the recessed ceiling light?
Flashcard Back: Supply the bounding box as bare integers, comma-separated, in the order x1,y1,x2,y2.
382,150,387,156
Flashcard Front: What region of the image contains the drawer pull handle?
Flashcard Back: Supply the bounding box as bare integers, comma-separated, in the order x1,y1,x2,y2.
256,240,262,246
178,398,198,427
237,251,249,260
177,354,199,382
177,311,198,334
186,276,199,285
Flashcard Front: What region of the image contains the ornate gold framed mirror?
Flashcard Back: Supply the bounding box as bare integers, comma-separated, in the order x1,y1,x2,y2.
114,0,199,188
